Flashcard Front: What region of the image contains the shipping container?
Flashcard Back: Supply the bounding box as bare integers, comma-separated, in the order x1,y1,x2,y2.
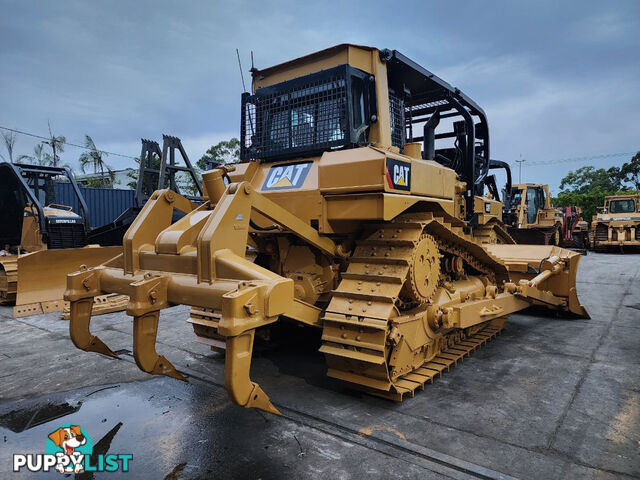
54,182,135,228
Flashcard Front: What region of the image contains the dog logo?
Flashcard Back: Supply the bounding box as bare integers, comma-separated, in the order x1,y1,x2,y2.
386,158,411,191
46,425,92,473
262,162,312,190
13,423,132,473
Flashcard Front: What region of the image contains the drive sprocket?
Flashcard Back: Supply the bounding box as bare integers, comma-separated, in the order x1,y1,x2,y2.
401,234,440,305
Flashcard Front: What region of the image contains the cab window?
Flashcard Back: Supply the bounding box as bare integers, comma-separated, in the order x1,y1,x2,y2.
609,199,635,213
510,189,523,208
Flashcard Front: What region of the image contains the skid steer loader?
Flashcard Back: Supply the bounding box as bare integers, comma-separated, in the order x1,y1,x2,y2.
65,44,587,414
0,163,123,317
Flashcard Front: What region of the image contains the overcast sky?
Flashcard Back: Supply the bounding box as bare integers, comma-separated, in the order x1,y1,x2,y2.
1,0,638,193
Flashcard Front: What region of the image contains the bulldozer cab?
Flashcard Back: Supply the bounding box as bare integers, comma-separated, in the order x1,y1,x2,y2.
0,163,90,252
241,44,502,223
504,183,564,245
509,184,552,226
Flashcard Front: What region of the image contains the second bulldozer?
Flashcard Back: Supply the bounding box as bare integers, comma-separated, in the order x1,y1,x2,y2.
0,136,203,318
591,194,640,251
65,44,587,414
504,183,564,245
0,163,122,316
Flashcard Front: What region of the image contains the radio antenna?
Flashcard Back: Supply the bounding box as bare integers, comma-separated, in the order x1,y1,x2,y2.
236,48,255,141
236,48,248,93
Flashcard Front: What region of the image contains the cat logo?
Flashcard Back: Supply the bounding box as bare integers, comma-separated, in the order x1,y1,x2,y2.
262,162,312,191
385,158,411,191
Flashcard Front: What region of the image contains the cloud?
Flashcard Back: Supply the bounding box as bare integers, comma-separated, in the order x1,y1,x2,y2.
0,0,638,191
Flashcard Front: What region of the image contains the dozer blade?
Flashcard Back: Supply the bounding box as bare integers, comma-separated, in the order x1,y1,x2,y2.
13,246,122,317
484,244,588,318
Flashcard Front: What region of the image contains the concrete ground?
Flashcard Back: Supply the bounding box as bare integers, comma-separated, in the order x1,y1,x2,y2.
0,252,638,479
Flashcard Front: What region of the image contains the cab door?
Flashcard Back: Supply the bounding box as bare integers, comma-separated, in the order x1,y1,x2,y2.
525,187,538,224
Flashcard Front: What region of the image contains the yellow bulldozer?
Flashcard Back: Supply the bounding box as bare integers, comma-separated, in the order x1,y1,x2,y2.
591,193,640,251
0,163,124,317
64,44,587,415
0,136,202,318
504,183,564,245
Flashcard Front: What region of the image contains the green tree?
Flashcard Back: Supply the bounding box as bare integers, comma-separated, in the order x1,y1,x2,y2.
620,152,640,190
78,135,114,187
558,165,622,194
197,138,240,171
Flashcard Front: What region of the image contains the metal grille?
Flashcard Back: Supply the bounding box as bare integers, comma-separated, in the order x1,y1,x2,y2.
389,93,405,149
242,67,350,160
594,223,608,242
47,222,87,249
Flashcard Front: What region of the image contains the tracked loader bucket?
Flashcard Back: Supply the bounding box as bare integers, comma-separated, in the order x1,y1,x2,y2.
13,246,123,317
484,244,588,318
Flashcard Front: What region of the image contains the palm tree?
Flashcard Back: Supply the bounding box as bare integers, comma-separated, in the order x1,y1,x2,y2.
17,143,51,166
78,134,113,186
0,130,17,163
43,120,65,167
